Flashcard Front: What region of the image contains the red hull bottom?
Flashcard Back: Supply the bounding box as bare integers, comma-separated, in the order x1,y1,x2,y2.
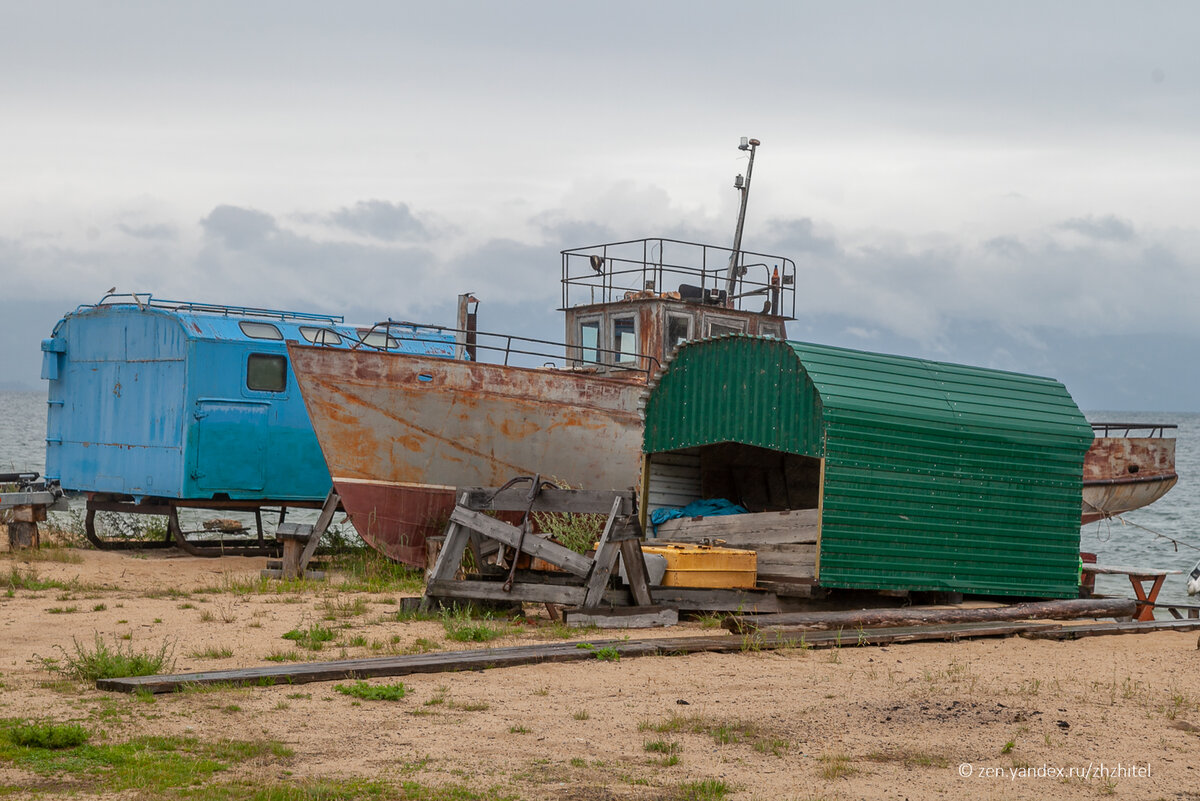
333,479,456,567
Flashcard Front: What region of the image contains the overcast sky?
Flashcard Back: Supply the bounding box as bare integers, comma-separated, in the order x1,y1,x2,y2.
1,1,1197,411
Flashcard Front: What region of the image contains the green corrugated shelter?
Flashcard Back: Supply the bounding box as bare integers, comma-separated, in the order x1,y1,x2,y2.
640,336,1094,598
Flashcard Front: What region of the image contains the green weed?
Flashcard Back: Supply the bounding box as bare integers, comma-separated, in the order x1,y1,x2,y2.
45,634,174,682
334,681,407,702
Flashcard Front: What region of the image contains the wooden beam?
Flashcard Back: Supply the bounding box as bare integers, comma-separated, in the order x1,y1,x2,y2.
448,507,595,577
426,578,586,606
96,619,1060,694
1020,618,1200,640
582,497,625,607
725,598,1138,634
460,487,634,515
563,605,679,629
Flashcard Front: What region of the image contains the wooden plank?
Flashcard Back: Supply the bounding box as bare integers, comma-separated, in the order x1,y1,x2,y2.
582,497,625,607
1020,619,1200,640
619,538,655,607
563,606,678,629
297,490,340,571
97,619,1056,694
726,598,1139,634
426,519,471,584
448,506,595,577
460,487,634,515
1083,564,1182,577
426,578,586,606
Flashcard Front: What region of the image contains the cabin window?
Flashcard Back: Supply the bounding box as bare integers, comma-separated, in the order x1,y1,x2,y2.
611,316,637,365
361,331,400,350
666,313,693,353
300,326,343,345
247,354,287,392
758,321,783,339
239,321,283,340
704,316,747,338
578,318,601,365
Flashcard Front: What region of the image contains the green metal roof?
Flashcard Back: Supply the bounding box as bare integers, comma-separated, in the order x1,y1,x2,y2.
642,337,1093,598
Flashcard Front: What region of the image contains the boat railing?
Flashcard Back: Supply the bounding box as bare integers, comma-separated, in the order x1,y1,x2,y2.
347,319,660,377
1091,422,1179,438
80,293,346,324
560,238,796,319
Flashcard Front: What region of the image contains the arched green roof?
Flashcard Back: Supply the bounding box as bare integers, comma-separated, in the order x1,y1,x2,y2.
642,337,1093,598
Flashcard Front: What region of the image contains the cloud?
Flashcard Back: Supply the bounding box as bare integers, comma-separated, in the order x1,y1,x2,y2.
1058,215,1136,242
200,205,278,250
328,200,430,242
117,222,177,241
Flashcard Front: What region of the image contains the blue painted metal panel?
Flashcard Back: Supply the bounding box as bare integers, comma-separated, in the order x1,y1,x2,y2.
43,297,456,502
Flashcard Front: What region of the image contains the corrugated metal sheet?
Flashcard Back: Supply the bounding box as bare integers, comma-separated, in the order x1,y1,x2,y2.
642,337,1093,598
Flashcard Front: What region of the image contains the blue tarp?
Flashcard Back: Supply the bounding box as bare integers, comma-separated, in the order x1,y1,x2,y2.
649,498,748,534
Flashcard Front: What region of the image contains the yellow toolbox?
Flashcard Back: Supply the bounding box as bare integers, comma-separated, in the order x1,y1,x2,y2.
640,542,757,589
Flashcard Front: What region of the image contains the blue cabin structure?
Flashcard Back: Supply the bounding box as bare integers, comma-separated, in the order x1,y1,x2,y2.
41,294,453,549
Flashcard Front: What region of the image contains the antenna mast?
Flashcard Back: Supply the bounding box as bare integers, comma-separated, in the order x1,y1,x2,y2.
725,137,761,297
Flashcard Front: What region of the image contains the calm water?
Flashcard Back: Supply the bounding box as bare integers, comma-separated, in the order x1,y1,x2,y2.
3,390,1198,606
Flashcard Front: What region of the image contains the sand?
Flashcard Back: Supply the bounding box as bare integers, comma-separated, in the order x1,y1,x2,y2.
2,547,1198,800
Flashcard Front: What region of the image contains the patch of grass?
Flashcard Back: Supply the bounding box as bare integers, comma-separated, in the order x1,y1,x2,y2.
189,646,234,660
638,713,789,756
282,623,336,651
319,596,368,620
509,725,530,734
332,549,425,594
675,778,730,800
91,603,107,612
44,634,174,682
572,710,590,721
2,545,84,564
0,726,294,796
46,606,79,614
866,749,949,769
441,606,506,643
5,720,90,749
334,681,407,701
531,507,606,555
692,611,725,629
265,650,303,663
345,634,368,649
576,642,620,662
644,739,681,754
1001,739,1015,754
818,752,858,780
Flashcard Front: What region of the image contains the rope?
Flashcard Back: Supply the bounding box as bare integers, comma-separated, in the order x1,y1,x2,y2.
1085,514,1200,554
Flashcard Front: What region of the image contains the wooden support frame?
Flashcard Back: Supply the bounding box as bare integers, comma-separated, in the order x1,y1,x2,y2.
424,487,663,625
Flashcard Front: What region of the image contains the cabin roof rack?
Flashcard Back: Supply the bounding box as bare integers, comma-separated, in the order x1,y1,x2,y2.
79,293,345,324
560,237,797,319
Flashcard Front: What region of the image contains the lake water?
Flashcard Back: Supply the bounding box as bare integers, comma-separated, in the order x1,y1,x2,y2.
3,390,1198,607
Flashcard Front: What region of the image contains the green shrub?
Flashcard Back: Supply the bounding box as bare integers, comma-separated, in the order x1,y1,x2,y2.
334,681,406,701
6,720,90,749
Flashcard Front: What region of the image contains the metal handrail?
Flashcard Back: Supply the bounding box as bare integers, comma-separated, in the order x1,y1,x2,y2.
1091,422,1178,438
560,237,797,319
347,320,660,377
81,293,346,324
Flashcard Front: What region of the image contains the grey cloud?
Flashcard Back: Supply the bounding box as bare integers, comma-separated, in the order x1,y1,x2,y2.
328,200,430,242
117,222,178,241
1058,215,1136,242
764,218,840,258
201,205,278,250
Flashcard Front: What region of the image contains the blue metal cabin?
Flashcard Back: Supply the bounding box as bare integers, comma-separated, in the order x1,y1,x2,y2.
41,294,454,503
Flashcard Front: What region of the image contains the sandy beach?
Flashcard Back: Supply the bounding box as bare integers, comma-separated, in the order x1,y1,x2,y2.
1,546,1198,800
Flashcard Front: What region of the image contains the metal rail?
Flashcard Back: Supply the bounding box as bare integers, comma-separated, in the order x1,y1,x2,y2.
561,237,797,319
350,320,660,377
1091,422,1178,438
80,293,345,323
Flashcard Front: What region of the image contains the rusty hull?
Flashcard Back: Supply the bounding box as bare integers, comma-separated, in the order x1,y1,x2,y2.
1081,436,1178,524
288,343,646,564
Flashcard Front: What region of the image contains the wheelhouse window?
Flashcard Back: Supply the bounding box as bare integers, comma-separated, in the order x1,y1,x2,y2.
666,313,693,353
239,321,283,340
247,354,287,392
611,316,637,365
758,321,784,339
361,331,400,350
300,326,343,345
578,318,601,365
704,316,747,338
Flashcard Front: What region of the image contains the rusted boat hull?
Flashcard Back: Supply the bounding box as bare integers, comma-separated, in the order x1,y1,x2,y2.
1081,436,1178,524
288,344,645,566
